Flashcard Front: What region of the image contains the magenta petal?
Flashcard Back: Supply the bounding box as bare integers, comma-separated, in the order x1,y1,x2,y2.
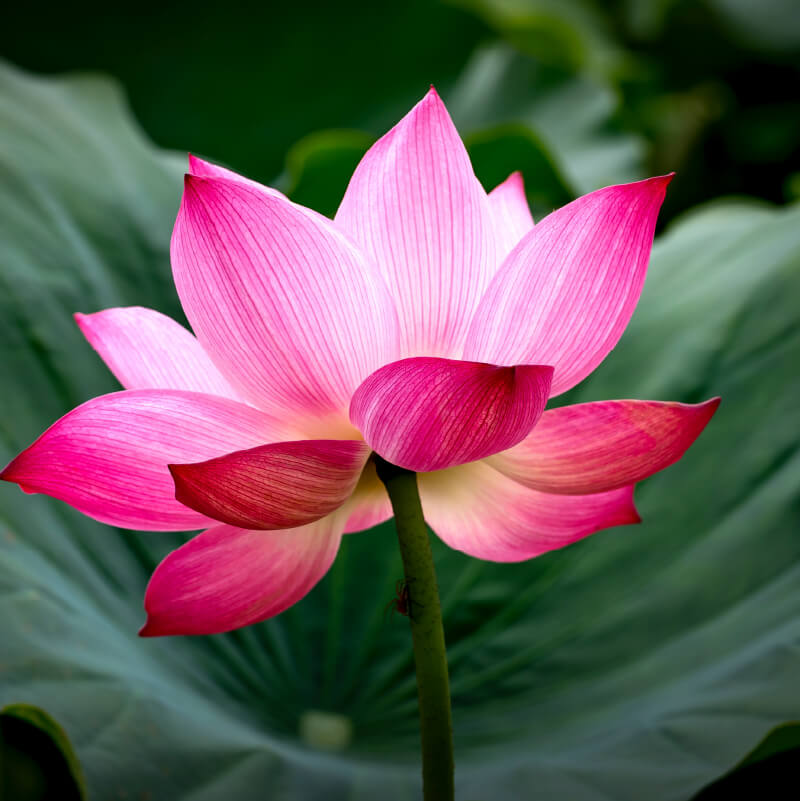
335,88,498,357
464,175,672,396
349,356,553,472
489,398,720,494
0,390,284,531
169,439,370,530
140,517,343,636
75,306,241,399
488,171,535,261
187,154,289,200
419,462,640,562
172,173,399,419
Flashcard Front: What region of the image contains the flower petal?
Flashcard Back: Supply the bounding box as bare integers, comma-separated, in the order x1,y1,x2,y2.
488,398,720,494
0,390,284,531
335,88,498,358
349,356,553,472
169,439,370,530
140,516,343,636
187,154,288,200
419,461,639,562
488,171,535,261
464,175,672,396
342,458,392,533
75,306,241,399
172,173,399,420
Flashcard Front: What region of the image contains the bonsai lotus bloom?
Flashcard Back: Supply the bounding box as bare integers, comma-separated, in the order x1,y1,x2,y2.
1,89,718,636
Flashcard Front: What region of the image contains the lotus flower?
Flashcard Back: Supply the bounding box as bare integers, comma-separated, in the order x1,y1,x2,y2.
1,89,718,636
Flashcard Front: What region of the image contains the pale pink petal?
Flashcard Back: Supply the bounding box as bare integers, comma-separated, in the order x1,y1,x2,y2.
419,461,639,562
343,458,392,533
0,390,284,531
464,176,672,396
488,398,720,494
170,439,370,530
335,88,498,358
488,171,535,261
172,174,399,420
75,306,241,400
187,154,288,200
349,356,553,472
140,515,343,636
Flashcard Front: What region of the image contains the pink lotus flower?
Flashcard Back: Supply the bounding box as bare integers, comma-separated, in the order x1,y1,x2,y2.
1,89,718,636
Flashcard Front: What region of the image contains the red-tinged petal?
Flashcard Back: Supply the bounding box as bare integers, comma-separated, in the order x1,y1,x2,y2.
140,516,343,636
488,398,720,495
349,356,553,472
419,461,640,562
0,390,286,531
488,171,535,261
187,154,288,200
335,88,498,358
464,175,672,396
75,306,241,399
172,173,399,421
169,439,370,530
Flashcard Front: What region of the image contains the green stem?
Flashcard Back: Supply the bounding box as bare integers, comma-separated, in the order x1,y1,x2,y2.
375,456,454,801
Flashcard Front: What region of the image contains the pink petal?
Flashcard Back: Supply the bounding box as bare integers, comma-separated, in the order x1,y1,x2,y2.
140,516,343,636
169,439,370,530
419,461,640,562
172,173,399,420
488,398,720,494
0,390,284,531
335,88,498,358
75,306,241,399
342,458,392,533
187,154,288,200
349,356,553,472
464,175,672,396
488,171,535,261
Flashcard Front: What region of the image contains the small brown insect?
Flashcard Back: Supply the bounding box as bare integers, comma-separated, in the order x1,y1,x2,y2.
384,578,423,621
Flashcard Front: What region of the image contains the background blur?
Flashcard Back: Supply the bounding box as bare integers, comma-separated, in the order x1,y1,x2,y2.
4,0,799,220
1,1,799,800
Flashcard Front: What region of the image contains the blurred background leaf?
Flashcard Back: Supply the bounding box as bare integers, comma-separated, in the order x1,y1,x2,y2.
690,722,800,799
0,704,87,801
1,49,799,800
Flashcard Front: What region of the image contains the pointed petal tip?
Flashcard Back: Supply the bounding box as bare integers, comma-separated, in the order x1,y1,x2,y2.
693,395,722,430
0,460,16,484
138,618,157,637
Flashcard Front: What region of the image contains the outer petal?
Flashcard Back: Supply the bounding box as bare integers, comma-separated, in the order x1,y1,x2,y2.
172,174,399,420
349,356,553,472
75,306,241,399
0,390,284,531
187,154,288,201
488,171,535,261
488,398,720,495
464,176,672,396
335,88,498,358
170,439,370,530
140,515,343,636
419,461,640,562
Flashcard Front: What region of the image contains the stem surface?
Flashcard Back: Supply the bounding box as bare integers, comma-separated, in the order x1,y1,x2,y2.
375,456,454,801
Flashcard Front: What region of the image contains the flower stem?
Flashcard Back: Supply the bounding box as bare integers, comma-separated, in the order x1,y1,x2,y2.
375,456,454,801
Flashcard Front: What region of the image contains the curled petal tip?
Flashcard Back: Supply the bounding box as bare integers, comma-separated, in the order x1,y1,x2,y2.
615,486,642,526
138,618,157,637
